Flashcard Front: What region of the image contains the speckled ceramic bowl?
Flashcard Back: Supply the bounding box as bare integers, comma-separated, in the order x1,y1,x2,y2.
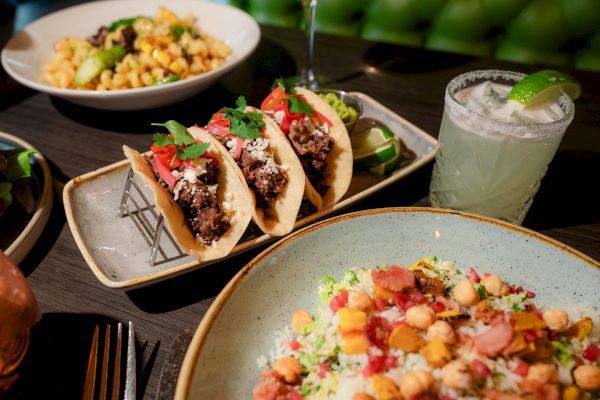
175,207,599,400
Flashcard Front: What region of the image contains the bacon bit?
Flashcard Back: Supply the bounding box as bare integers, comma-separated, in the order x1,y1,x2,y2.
289,339,301,351
526,291,536,299
471,359,491,377
548,331,560,341
513,361,529,377
317,362,330,378
473,321,514,357
329,291,348,313
371,265,416,292
374,297,387,311
428,300,446,313
469,267,481,283
522,330,538,343
583,343,600,362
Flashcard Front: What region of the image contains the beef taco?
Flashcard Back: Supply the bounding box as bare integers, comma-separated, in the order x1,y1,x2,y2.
261,81,353,210
123,120,252,261
201,97,305,236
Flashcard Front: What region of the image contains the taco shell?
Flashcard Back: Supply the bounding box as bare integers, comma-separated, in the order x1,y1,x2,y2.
294,87,353,209
123,140,253,262
189,115,305,237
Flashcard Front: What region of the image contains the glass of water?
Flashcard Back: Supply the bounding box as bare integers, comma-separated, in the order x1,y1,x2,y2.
429,70,575,225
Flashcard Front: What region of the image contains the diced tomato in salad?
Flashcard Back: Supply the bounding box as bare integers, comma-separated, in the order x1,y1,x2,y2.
329,290,348,313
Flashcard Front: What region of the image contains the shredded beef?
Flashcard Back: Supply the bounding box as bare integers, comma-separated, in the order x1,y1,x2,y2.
215,136,287,213
145,156,230,244
287,118,333,196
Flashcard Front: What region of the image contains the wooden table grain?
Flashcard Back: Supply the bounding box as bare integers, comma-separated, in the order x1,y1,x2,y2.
1,6,599,398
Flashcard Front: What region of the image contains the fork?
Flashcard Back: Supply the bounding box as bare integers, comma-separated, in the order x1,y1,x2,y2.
83,321,136,400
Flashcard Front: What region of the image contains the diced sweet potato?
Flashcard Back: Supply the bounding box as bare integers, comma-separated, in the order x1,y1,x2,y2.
567,318,593,340
389,325,425,352
371,374,401,400
341,332,369,354
338,307,368,333
373,284,396,300
513,312,546,331
422,337,452,367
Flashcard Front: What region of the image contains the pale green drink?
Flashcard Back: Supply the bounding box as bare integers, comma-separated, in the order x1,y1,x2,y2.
429,70,575,225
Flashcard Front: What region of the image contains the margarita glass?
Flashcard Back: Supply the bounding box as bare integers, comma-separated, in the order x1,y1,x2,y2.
429,70,575,225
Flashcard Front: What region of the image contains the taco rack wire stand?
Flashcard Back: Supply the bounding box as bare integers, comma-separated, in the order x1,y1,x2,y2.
118,168,186,266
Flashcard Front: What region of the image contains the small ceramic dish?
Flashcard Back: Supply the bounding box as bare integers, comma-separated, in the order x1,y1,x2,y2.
175,207,599,399
1,0,260,110
0,131,53,264
315,89,364,134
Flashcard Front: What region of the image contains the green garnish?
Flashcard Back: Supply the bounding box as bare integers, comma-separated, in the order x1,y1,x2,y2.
219,96,265,139
343,269,359,286
155,74,181,85
108,17,138,32
314,336,325,349
491,371,505,385
474,283,487,299
170,24,193,39
271,78,314,115
0,182,12,203
151,120,209,165
319,276,336,302
2,149,36,180
552,341,574,367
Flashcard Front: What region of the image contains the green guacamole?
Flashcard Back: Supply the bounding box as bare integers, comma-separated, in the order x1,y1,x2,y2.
319,93,358,124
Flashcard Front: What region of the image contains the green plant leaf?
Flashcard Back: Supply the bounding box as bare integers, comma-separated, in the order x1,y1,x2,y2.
178,142,210,160
2,149,36,180
151,120,194,145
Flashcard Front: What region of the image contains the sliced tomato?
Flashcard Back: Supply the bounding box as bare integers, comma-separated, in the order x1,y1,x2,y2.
233,137,245,160
313,109,332,127
261,86,286,110
151,143,182,169
150,157,177,187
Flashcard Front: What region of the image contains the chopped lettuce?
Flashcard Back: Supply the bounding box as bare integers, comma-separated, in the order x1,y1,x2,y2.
318,276,336,302
552,341,574,367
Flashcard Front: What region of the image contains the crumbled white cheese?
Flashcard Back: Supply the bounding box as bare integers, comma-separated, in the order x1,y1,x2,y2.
207,184,218,195
244,137,270,162
273,110,284,124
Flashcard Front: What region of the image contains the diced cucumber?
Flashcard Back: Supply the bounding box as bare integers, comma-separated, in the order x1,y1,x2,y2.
155,74,181,85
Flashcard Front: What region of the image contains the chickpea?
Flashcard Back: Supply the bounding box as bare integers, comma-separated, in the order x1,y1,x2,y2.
526,363,558,385
573,364,600,391
542,309,570,332
291,309,313,333
453,279,480,306
352,393,374,400
400,370,434,399
480,275,509,297
406,305,436,330
427,320,456,345
349,291,375,312
442,360,473,390
273,357,302,383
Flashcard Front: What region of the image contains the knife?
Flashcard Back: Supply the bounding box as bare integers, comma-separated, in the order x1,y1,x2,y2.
155,329,192,400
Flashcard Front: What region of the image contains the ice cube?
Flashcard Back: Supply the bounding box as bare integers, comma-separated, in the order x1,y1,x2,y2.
510,111,538,124
465,97,491,116
482,83,508,109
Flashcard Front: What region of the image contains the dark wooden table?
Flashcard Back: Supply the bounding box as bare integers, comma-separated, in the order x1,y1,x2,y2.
1,2,599,398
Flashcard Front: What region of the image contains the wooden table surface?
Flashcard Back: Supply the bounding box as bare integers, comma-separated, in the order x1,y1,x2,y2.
1,3,599,398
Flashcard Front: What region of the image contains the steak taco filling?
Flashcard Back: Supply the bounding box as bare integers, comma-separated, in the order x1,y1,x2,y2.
208,97,288,213
146,120,230,245
261,80,334,196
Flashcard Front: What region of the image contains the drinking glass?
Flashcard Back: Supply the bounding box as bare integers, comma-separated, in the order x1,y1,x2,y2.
429,70,575,225
284,0,329,89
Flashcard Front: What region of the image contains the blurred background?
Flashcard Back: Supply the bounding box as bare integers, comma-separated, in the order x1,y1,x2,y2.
2,0,600,72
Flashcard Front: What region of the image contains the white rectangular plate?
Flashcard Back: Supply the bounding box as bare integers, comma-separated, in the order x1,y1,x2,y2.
63,93,438,289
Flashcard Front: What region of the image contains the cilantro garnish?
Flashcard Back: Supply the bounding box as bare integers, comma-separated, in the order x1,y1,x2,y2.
152,120,195,145
219,96,265,139
151,120,209,166
271,78,314,116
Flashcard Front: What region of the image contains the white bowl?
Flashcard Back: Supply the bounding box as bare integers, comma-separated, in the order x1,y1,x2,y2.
1,0,260,110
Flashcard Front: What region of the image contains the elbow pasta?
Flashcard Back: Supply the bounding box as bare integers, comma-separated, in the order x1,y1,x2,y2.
43,7,232,90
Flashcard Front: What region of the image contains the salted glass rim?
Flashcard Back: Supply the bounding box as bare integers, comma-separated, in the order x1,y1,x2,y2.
445,69,575,134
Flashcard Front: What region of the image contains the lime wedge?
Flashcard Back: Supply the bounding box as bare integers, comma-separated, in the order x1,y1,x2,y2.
351,126,395,151
368,152,401,176
354,137,401,168
508,70,581,107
